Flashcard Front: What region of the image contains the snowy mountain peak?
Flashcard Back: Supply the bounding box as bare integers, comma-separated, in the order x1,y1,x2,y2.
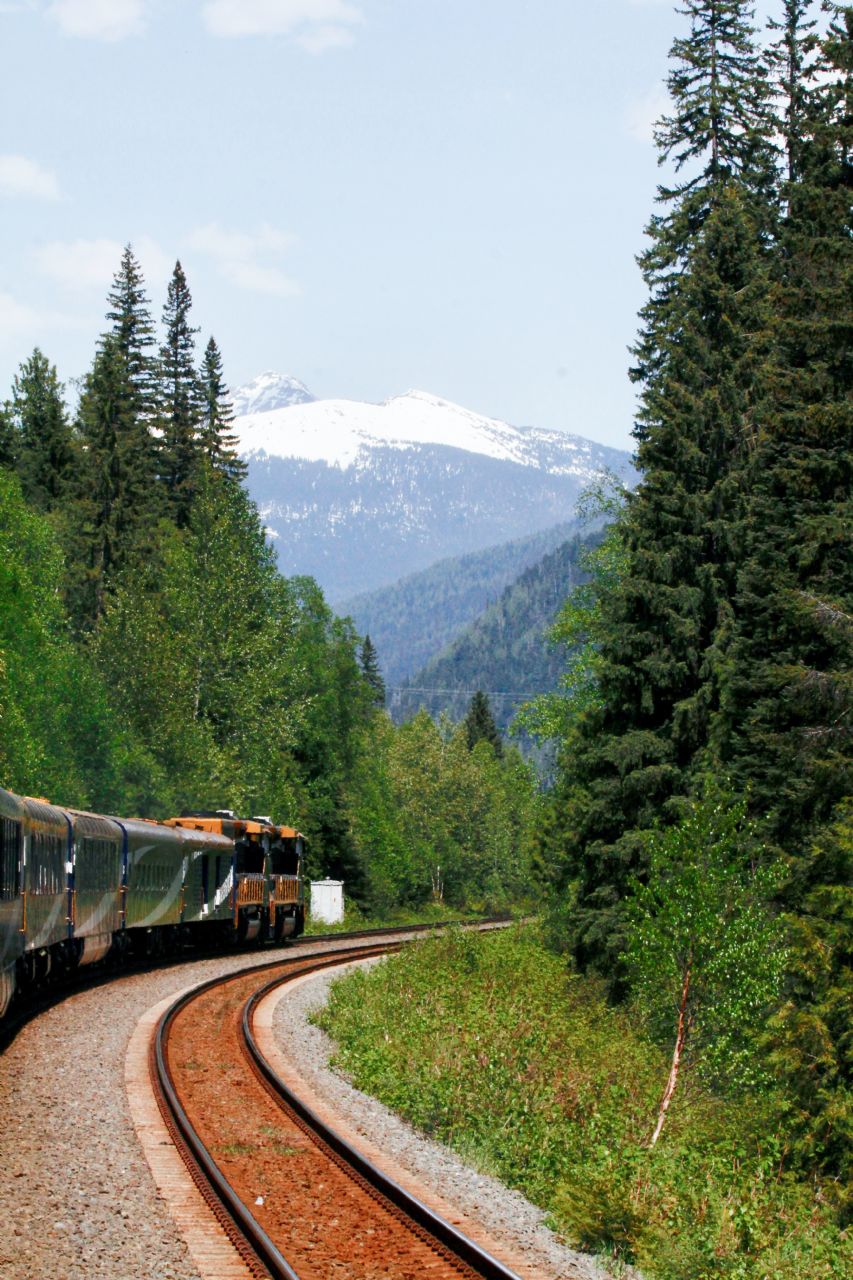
235,372,636,600
231,371,314,417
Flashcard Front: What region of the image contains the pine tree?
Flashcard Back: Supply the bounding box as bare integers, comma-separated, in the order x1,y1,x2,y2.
158,260,202,525
359,634,386,708
555,1,777,980
74,334,162,627
715,13,852,1187
10,348,75,512
103,244,159,425
716,5,852,851
767,0,820,184
464,690,503,757
0,402,16,470
199,336,247,483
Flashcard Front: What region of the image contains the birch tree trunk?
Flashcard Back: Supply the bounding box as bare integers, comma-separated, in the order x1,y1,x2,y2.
649,962,691,1148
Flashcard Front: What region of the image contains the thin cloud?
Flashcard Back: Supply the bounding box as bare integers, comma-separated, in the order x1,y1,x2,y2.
297,23,353,54
33,236,171,292
625,84,670,145
187,221,300,298
47,0,148,41
0,290,83,340
0,154,60,200
202,0,363,47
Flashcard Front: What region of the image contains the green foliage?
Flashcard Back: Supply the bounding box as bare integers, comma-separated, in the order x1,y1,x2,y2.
348,710,540,914
199,335,246,484
158,259,202,525
10,348,76,513
767,802,853,1208
626,787,786,1096
0,469,158,808
463,690,502,756
319,926,850,1278
358,634,385,707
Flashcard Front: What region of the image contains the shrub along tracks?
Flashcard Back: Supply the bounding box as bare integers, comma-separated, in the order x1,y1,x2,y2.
153,927,521,1280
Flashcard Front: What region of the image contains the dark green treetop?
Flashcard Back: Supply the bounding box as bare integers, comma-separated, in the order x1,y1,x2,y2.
359,634,386,708
0,401,16,470
464,690,503,757
10,348,75,513
74,333,163,628
199,336,247,484
103,243,159,426
159,260,202,525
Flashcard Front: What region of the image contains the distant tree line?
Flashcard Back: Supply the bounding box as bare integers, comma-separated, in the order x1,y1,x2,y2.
0,248,541,913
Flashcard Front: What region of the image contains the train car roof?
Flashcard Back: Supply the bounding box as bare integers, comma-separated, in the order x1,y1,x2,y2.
0,786,27,822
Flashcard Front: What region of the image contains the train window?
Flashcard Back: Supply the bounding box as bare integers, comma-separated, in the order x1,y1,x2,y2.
0,818,21,900
201,855,210,908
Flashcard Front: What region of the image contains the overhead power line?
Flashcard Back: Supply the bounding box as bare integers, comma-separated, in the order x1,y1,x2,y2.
386,686,550,701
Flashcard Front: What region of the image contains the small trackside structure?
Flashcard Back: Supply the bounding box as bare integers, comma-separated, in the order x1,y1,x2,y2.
310,878,344,924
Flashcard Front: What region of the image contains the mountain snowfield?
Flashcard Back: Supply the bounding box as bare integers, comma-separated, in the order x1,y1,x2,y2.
236,375,616,477
234,372,635,601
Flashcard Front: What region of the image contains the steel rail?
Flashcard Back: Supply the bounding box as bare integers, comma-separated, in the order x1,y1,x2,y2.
0,915,509,1053
152,939,407,1280
242,955,524,1280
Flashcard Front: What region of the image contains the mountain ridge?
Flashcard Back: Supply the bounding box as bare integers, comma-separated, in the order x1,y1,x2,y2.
234,373,636,599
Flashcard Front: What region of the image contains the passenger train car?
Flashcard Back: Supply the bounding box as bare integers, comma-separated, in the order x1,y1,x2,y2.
0,786,305,1017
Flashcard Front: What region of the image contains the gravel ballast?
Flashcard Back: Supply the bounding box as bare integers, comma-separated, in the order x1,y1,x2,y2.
0,937,399,1280
271,959,624,1280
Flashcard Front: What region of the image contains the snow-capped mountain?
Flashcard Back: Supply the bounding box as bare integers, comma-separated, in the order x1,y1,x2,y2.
231,371,314,417
235,377,636,601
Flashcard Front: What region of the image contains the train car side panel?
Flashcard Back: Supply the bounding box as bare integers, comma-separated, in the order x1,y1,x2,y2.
0,789,25,1014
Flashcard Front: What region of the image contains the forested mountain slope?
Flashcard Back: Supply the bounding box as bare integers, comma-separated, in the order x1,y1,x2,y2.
339,518,586,687
395,531,601,732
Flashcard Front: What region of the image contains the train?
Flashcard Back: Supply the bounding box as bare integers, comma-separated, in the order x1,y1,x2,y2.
0,785,305,1018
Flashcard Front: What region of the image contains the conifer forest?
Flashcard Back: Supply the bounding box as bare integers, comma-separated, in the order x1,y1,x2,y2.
0,1,850,1274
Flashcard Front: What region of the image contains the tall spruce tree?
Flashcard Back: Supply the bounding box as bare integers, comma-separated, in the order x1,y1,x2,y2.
10,348,75,512
715,4,852,849
464,690,503,757
199,336,247,484
714,10,852,1186
359,634,386,708
767,0,820,184
159,260,202,525
103,244,159,425
555,1,777,980
74,333,163,628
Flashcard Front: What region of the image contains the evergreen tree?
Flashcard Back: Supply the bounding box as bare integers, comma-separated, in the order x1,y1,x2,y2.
158,260,202,525
0,402,16,470
74,333,162,627
767,0,820,185
10,349,76,512
199,336,247,483
716,6,852,851
464,690,503,757
359,634,386,707
715,10,853,1190
102,244,159,425
555,2,777,980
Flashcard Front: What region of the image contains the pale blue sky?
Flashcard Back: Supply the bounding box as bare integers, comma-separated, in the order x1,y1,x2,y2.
1,1,690,449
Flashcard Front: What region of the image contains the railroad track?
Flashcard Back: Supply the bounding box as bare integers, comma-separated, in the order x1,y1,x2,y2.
0,918,508,1054
152,930,522,1280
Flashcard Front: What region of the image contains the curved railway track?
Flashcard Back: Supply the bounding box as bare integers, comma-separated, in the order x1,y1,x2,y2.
152,931,522,1280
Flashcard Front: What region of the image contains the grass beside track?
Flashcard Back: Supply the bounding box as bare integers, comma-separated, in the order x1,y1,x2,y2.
301,901,481,935
316,924,850,1280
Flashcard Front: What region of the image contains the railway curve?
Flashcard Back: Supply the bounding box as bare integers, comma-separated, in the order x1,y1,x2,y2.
153,931,523,1280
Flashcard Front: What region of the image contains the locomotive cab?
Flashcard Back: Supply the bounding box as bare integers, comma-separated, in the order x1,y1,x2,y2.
267,826,305,941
